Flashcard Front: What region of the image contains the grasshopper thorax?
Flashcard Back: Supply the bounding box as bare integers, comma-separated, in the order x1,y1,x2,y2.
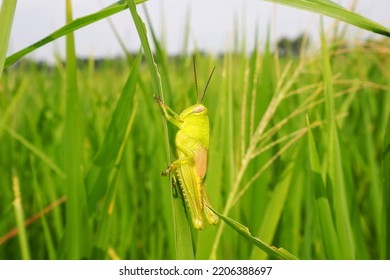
178,103,209,149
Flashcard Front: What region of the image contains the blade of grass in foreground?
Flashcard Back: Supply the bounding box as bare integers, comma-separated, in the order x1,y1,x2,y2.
143,6,173,101
64,0,90,259
172,184,195,259
0,0,17,77
3,0,147,69
209,206,298,260
263,0,390,37
126,0,193,259
320,20,354,259
126,0,163,98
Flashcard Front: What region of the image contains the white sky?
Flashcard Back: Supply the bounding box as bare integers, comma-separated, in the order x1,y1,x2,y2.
5,0,390,62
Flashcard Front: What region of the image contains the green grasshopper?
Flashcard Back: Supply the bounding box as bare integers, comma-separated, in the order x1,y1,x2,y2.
154,58,219,230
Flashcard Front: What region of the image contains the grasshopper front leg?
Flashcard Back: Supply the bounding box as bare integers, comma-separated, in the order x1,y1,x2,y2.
154,96,181,128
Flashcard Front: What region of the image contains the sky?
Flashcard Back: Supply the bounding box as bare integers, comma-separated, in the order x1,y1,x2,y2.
5,0,390,62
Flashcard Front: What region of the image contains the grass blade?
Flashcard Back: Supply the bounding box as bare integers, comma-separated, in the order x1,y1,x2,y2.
93,99,138,259
92,51,142,167
87,51,141,217
172,184,195,259
126,0,163,98
143,6,173,100
263,0,390,37
30,157,57,260
320,20,354,259
12,171,31,260
382,116,390,259
0,125,66,180
210,206,298,260
126,0,193,259
306,115,339,259
64,0,90,259
0,0,17,77
250,156,294,259
4,0,147,68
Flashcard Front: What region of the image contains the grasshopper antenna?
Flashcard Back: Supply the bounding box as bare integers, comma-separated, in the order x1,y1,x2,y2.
201,66,215,103
193,55,199,103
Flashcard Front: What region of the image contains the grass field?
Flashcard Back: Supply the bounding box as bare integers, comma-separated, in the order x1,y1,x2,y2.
0,0,389,260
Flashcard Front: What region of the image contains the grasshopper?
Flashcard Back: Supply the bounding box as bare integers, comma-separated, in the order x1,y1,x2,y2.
154,58,219,230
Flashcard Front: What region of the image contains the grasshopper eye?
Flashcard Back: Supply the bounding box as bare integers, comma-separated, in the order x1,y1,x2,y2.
193,105,205,113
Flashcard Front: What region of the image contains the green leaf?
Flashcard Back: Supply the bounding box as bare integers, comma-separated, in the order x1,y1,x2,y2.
320,20,355,259
11,170,31,260
263,0,390,37
306,115,339,259
93,100,138,258
0,0,17,78
382,116,390,259
209,207,298,260
87,50,142,211
64,0,90,259
171,183,195,260
0,126,66,180
143,6,173,101
93,51,142,166
251,158,294,259
4,0,147,69
126,0,190,260
126,0,163,98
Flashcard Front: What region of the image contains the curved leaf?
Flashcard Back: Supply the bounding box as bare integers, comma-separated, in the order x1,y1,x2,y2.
209,206,299,260
263,0,390,37
4,0,147,68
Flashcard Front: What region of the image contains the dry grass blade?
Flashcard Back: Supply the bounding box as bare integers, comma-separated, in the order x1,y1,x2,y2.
239,60,250,159
234,112,348,206
0,197,66,246
11,171,30,260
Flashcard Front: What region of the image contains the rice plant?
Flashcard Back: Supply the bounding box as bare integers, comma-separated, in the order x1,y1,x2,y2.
0,0,389,260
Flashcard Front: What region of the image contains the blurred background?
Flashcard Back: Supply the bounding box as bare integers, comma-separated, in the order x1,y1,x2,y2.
7,0,390,62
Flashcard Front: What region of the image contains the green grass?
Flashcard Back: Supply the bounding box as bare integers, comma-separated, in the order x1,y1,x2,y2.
0,0,390,260
0,0,17,78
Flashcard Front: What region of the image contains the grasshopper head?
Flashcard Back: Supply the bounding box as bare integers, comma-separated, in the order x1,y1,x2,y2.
179,104,208,120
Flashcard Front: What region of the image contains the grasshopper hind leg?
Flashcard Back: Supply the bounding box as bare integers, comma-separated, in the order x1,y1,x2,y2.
201,184,219,225
160,156,194,177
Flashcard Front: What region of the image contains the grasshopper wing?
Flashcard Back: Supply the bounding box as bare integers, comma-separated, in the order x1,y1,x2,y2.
176,163,205,230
